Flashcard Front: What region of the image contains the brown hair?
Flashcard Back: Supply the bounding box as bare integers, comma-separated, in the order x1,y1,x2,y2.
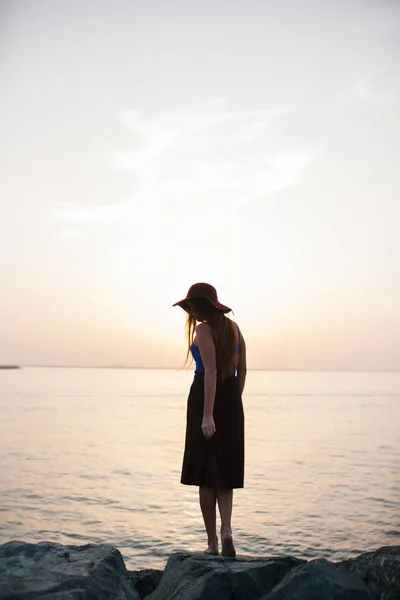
185,298,239,380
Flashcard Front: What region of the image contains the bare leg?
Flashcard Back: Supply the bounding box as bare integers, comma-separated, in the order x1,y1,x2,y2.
217,489,236,556
199,487,218,554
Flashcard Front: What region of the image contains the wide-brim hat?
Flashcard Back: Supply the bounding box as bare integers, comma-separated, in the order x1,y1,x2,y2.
173,282,231,314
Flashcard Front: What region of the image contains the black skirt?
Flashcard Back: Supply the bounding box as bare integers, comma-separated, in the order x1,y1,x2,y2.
181,373,245,489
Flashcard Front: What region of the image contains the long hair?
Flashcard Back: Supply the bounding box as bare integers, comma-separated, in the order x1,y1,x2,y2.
185,298,238,380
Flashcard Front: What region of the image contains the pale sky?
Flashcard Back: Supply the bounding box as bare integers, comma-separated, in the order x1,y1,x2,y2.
1,0,399,370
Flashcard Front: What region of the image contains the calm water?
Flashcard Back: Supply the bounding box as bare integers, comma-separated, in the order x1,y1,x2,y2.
0,367,399,569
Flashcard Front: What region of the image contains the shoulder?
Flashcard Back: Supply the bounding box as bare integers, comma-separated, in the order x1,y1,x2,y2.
196,322,212,336
230,319,240,331
195,322,214,344
230,319,241,337
231,320,245,345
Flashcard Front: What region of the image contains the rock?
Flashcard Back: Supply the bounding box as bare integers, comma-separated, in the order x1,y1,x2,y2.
0,541,398,600
146,551,305,600
340,545,400,600
0,541,140,600
127,568,163,599
260,558,373,600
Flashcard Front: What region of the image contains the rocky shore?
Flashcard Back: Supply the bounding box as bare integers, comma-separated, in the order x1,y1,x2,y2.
0,541,398,599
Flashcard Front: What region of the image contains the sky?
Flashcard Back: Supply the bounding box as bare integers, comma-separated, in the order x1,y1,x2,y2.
1,0,399,370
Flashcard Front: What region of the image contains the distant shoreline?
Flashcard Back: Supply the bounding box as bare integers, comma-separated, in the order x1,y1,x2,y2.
0,365,20,370
14,365,400,373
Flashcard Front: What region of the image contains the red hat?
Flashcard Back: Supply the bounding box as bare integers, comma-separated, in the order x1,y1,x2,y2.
173,283,231,314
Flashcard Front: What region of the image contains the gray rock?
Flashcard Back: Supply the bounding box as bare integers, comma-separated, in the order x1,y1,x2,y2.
261,558,373,600
1,541,398,600
340,545,400,600
0,541,140,600
146,551,304,600
127,569,163,599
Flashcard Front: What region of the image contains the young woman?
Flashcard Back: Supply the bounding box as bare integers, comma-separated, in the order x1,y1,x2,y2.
173,282,247,557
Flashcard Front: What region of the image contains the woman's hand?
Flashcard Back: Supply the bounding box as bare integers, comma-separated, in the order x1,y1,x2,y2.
202,415,216,439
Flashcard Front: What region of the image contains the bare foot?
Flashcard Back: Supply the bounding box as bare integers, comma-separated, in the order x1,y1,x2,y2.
204,537,218,556
221,527,236,557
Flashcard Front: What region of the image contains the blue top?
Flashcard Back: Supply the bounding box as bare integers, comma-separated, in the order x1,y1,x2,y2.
191,324,241,375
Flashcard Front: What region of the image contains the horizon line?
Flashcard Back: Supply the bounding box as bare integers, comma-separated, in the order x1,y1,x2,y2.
10,365,400,374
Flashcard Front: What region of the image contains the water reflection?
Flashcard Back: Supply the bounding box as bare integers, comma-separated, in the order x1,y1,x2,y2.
0,367,399,569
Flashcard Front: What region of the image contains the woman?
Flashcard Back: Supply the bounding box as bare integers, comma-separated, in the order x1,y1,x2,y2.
173,282,247,557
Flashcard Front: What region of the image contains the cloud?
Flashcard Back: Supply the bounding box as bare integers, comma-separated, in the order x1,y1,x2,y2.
57,203,130,224
56,103,318,234
343,75,393,106
57,227,86,239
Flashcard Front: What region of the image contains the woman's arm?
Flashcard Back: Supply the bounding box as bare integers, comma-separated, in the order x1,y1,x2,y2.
196,323,217,438
237,333,247,396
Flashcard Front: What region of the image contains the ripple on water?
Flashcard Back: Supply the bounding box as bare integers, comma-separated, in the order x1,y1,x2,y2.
1,368,399,569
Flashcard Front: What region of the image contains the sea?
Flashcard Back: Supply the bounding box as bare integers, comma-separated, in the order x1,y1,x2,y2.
0,367,399,570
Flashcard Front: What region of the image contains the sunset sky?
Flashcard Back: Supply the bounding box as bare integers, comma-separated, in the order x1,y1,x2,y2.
1,0,399,370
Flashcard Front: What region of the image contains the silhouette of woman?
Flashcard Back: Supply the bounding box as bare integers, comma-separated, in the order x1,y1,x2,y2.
173,283,247,556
